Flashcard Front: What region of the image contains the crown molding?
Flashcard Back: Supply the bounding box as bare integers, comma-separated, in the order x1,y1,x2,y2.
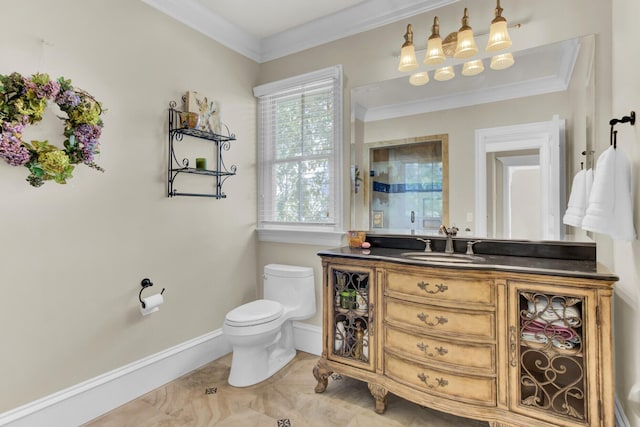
260,0,459,62
141,0,262,61
361,76,571,122
141,0,459,63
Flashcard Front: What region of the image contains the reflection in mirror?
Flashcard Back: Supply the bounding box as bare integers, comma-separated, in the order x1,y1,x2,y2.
350,35,595,242
475,116,565,240
369,136,449,234
494,153,540,240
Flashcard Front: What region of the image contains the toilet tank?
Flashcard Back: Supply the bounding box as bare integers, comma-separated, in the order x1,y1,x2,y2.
263,264,315,320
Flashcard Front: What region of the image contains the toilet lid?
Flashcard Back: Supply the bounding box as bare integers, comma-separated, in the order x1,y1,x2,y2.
225,299,283,326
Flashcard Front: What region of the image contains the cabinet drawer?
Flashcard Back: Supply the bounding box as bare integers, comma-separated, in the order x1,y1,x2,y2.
386,270,494,305
384,326,495,373
385,298,495,340
385,353,496,406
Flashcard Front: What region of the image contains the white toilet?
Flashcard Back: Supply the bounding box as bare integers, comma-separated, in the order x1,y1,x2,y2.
223,264,315,387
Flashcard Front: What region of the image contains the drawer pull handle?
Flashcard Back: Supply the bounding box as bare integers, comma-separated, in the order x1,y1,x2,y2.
509,325,517,367
416,342,448,357
417,373,448,389
417,312,448,327
417,281,448,294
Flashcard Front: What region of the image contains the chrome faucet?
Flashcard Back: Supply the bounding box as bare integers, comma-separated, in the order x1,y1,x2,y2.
439,224,459,254
466,240,480,255
416,238,432,252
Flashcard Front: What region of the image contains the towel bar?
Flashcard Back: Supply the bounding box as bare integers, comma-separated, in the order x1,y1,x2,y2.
609,111,635,149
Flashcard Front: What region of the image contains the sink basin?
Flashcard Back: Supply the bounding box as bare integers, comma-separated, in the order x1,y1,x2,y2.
400,252,484,264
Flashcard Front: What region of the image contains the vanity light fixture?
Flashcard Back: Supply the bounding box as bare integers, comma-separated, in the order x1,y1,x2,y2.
424,17,445,65
486,0,512,52
398,24,419,72
402,0,516,85
409,71,430,86
434,66,455,81
462,59,485,76
490,52,515,70
453,8,478,59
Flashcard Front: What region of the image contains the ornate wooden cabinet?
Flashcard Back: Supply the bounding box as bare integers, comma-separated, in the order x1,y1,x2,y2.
313,255,616,427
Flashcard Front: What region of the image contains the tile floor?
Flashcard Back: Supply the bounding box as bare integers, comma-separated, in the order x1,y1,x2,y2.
83,352,488,427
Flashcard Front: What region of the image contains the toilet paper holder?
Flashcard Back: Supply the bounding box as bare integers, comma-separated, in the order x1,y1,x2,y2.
139,278,165,308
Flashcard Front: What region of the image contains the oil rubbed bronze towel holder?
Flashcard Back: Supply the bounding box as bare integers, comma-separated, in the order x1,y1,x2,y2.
610,111,635,149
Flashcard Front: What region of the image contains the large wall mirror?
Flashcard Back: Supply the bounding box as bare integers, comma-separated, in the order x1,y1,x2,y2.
350,35,596,242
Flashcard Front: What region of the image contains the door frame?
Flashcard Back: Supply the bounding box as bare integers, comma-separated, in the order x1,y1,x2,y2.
475,116,565,240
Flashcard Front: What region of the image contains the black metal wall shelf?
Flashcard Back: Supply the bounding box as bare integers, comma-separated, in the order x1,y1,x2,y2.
167,100,237,198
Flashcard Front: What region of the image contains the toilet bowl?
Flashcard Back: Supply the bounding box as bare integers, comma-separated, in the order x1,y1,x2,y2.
223,264,315,387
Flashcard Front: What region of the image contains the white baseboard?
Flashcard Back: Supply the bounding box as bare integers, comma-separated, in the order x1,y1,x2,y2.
292,321,322,356
0,329,232,427
0,322,322,427
615,395,631,427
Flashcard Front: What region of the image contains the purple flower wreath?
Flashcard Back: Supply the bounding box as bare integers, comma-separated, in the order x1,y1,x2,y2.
0,72,105,187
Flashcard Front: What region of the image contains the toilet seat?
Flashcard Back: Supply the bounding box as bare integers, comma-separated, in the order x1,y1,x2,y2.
225,299,283,327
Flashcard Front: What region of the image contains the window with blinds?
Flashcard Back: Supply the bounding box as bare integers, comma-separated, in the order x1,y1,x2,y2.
254,66,343,232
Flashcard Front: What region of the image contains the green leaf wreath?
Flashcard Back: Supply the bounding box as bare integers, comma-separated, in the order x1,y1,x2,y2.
0,72,105,187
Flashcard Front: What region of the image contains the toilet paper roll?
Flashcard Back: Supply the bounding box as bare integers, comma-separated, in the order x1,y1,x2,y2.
140,293,164,316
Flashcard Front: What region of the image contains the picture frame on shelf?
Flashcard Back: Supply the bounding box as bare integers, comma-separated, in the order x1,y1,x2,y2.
185,91,221,134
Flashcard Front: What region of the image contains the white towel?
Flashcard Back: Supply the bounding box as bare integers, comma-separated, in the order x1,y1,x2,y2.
585,168,593,203
582,146,636,240
527,297,581,326
612,149,636,240
563,169,587,227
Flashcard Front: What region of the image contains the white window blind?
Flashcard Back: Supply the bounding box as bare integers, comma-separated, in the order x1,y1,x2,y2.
254,65,343,233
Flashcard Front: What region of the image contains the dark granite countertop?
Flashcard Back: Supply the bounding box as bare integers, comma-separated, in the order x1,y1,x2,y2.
318,237,618,282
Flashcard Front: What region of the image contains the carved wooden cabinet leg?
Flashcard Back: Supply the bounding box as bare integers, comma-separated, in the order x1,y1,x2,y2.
313,363,332,393
367,383,388,414
488,422,513,427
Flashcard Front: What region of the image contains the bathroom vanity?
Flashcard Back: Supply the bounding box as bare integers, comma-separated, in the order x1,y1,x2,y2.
313,235,617,427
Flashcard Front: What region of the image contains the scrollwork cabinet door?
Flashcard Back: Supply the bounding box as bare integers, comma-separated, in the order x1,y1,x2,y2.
326,264,376,372
507,280,608,427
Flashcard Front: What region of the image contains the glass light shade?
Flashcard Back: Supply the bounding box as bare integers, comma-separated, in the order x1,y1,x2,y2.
453,29,478,59
434,66,455,81
490,52,515,70
486,20,512,52
409,72,430,86
462,60,484,76
398,44,418,72
424,37,445,65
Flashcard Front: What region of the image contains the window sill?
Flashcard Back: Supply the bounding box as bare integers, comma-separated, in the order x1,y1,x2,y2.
256,228,345,246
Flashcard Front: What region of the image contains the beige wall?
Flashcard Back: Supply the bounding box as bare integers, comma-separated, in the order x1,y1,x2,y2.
612,0,640,425
5,0,638,425
0,0,259,412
